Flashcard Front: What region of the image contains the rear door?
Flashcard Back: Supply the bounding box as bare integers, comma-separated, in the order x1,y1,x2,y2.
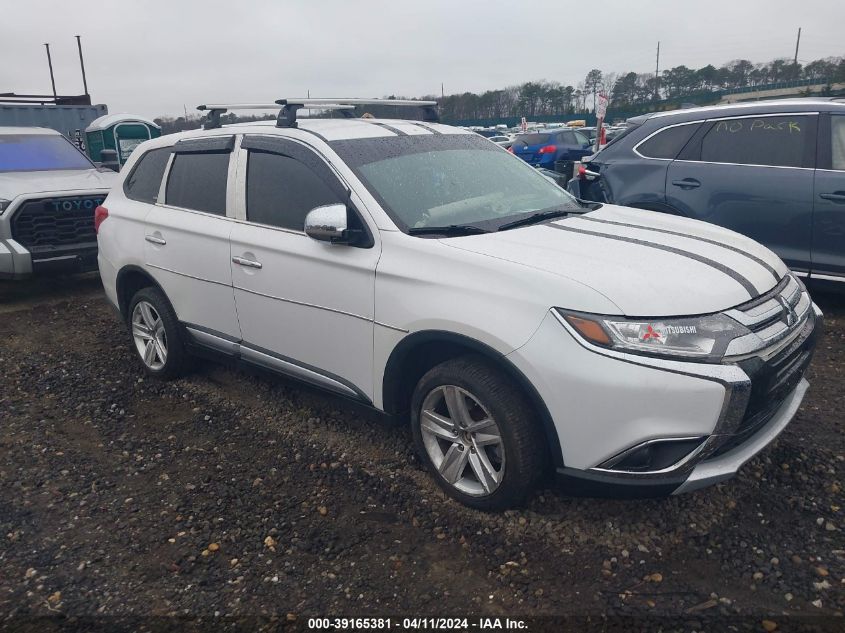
229,135,380,400
812,113,845,280
145,135,240,339
665,113,817,272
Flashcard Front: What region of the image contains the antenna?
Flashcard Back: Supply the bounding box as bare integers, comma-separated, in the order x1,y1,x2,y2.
75,35,89,96
44,43,57,99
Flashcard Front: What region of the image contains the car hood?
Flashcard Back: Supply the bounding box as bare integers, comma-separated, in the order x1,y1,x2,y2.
441,204,788,316
0,169,119,201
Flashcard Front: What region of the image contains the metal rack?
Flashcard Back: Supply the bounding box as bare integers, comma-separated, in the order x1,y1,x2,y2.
196,98,438,130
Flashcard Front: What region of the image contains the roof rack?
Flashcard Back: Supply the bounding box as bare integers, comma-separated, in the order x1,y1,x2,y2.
196,98,439,130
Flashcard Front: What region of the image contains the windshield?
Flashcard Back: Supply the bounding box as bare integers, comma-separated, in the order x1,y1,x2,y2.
0,134,94,173
330,134,580,233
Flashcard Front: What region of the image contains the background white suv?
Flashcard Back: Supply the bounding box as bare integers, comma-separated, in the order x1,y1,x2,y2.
96,105,822,509
1,127,118,279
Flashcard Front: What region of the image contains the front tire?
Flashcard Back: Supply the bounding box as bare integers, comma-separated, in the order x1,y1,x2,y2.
411,355,546,510
127,286,191,380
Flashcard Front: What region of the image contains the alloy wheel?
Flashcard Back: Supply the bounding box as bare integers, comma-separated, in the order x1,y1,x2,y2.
419,385,505,496
131,300,168,371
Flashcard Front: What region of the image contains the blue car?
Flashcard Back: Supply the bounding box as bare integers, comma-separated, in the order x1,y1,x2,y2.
509,128,593,169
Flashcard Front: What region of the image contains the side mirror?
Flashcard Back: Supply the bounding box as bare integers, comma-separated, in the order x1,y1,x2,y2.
100,149,120,172
304,203,349,243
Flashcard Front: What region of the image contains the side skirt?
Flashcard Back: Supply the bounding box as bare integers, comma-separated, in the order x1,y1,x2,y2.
182,323,373,405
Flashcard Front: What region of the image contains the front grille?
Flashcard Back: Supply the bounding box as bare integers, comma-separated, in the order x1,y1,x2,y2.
709,307,818,459
725,275,812,358
11,195,104,253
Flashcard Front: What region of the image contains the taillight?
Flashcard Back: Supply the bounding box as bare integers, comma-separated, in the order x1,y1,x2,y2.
507,146,514,153
538,145,557,154
577,164,587,179
94,205,109,234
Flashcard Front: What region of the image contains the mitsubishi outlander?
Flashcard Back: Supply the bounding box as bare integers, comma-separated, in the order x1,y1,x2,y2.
96,99,822,510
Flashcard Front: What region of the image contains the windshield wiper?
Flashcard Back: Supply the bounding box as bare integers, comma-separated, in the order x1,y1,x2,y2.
497,208,573,232
408,224,490,237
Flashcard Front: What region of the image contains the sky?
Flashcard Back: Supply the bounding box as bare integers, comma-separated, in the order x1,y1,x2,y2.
2,0,844,120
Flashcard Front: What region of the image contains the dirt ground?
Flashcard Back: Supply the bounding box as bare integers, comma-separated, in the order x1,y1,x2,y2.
0,275,843,632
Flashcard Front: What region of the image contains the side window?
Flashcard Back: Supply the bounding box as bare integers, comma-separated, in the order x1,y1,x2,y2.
573,131,589,145
832,116,845,170
246,151,342,231
165,152,230,215
637,123,700,159
699,116,811,168
560,131,576,144
124,147,171,203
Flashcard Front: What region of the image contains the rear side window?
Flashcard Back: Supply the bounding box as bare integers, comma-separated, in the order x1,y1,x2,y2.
166,152,229,215
699,116,812,168
637,123,700,159
124,147,171,203
246,151,342,231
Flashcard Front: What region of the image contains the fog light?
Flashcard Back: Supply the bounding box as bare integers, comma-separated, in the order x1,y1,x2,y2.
598,437,705,473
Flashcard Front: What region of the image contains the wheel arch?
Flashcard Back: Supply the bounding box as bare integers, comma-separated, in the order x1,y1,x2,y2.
382,330,563,469
115,265,167,320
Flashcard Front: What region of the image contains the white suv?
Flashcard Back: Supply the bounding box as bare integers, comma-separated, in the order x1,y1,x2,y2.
96,100,822,510
1,127,118,279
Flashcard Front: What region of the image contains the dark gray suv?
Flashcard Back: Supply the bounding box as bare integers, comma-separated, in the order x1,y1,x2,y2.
569,98,845,288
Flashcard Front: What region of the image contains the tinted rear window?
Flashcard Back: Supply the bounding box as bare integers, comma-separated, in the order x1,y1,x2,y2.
699,116,812,168
637,123,700,159
514,133,551,145
0,134,93,173
166,152,229,215
124,147,171,203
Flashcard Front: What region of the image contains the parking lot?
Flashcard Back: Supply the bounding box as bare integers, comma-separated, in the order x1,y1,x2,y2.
0,275,842,629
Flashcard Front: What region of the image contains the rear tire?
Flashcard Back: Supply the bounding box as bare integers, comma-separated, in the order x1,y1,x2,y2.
127,286,192,380
410,355,546,510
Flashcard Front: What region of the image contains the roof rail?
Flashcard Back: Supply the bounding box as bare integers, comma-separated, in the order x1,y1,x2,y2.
197,98,439,130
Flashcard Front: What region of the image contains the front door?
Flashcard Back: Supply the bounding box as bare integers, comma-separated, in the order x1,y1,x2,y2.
145,137,240,340
812,113,845,280
229,136,380,400
665,113,817,272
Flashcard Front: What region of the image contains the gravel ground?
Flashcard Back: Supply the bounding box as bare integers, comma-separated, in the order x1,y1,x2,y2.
0,276,843,632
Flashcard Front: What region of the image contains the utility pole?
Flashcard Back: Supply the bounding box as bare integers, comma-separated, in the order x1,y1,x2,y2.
654,41,660,102
441,82,444,100
793,27,801,65
75,35,89,96
44,43,57,99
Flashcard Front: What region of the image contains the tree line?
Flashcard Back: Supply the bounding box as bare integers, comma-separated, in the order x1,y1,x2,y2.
431,54,845,121
154,54,845,132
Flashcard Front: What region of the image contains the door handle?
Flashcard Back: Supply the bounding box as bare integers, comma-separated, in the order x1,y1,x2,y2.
145,235,166,245
671,178,701,189
819,192,845,203
232,255,262,269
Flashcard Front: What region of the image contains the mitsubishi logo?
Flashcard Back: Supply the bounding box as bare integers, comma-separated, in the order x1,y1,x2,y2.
778,296,797,327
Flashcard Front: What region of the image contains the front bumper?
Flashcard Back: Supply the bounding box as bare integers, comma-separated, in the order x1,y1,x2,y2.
0,191,104,279
508,300,821,498
0,238,98,279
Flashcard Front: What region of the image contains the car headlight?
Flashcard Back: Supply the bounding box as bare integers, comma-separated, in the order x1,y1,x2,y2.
556,309,749,362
